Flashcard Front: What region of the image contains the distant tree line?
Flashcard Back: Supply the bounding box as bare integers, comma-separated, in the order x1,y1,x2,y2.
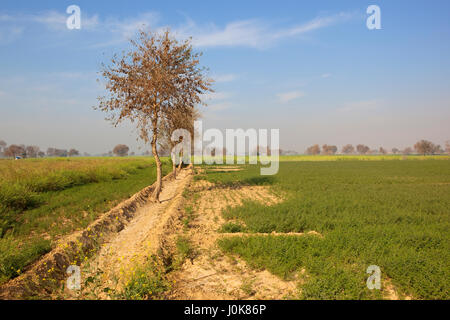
1,139,448,159
0,140,86,159
306,140,449,155
0,140,155,159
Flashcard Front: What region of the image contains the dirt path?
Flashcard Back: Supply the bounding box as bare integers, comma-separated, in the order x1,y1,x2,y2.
168,181,299,300
67,169,192,299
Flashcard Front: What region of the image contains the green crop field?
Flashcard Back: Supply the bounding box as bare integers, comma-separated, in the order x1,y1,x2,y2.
0,157,171,284
197,158,450,299
1,155,449,300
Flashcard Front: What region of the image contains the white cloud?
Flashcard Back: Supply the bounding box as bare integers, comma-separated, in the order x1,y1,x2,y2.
172,12,354,49
0,10,99,44
32,11,68,30
277,91,305,103
0,10,354,48
1,10,99,31
190,19,267,48
106,12,159,39
321,73,332,78
271,13,352,39
0,10,153,47
86,12,160,48
35,11,99,31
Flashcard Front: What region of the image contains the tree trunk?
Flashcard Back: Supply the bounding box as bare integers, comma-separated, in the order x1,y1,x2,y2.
151,135,162,203
172,156,177,180
178,150,183,170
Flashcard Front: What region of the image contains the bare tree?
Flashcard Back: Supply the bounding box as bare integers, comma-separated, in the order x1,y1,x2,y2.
445,141,450,155
4,145,26,158
158,144,171,157
356,144,370,155
47,147,67,157
306,144,320,155
433,144,443,154
322,144,337,155
46,148,55,157
68,149,80,157
113,144,129,157
342,144,354,154
379,147,387,154
97,29,213,202
414,140,436,155
392,148,399,154
25,146,40,158
25,146,34,158
159,107,200,179
402,147,413,155
58,149,68,157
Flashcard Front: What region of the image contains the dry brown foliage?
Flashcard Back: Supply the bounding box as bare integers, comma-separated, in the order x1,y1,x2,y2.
96,29,213,201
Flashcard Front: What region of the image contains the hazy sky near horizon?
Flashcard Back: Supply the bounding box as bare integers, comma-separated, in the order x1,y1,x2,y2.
1,0,449,154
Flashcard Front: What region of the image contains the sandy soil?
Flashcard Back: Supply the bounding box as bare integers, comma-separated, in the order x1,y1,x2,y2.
383,277,412,300
168,180,299,300
67,169,192,298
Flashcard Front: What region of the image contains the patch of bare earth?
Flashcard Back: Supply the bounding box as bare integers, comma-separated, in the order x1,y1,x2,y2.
1,169,186,300
219,231,322,237
168,180,299,300
383,277,413,300
65,169,193,299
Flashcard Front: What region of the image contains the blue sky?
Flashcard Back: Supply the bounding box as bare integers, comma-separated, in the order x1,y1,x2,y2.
0,0,449,154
